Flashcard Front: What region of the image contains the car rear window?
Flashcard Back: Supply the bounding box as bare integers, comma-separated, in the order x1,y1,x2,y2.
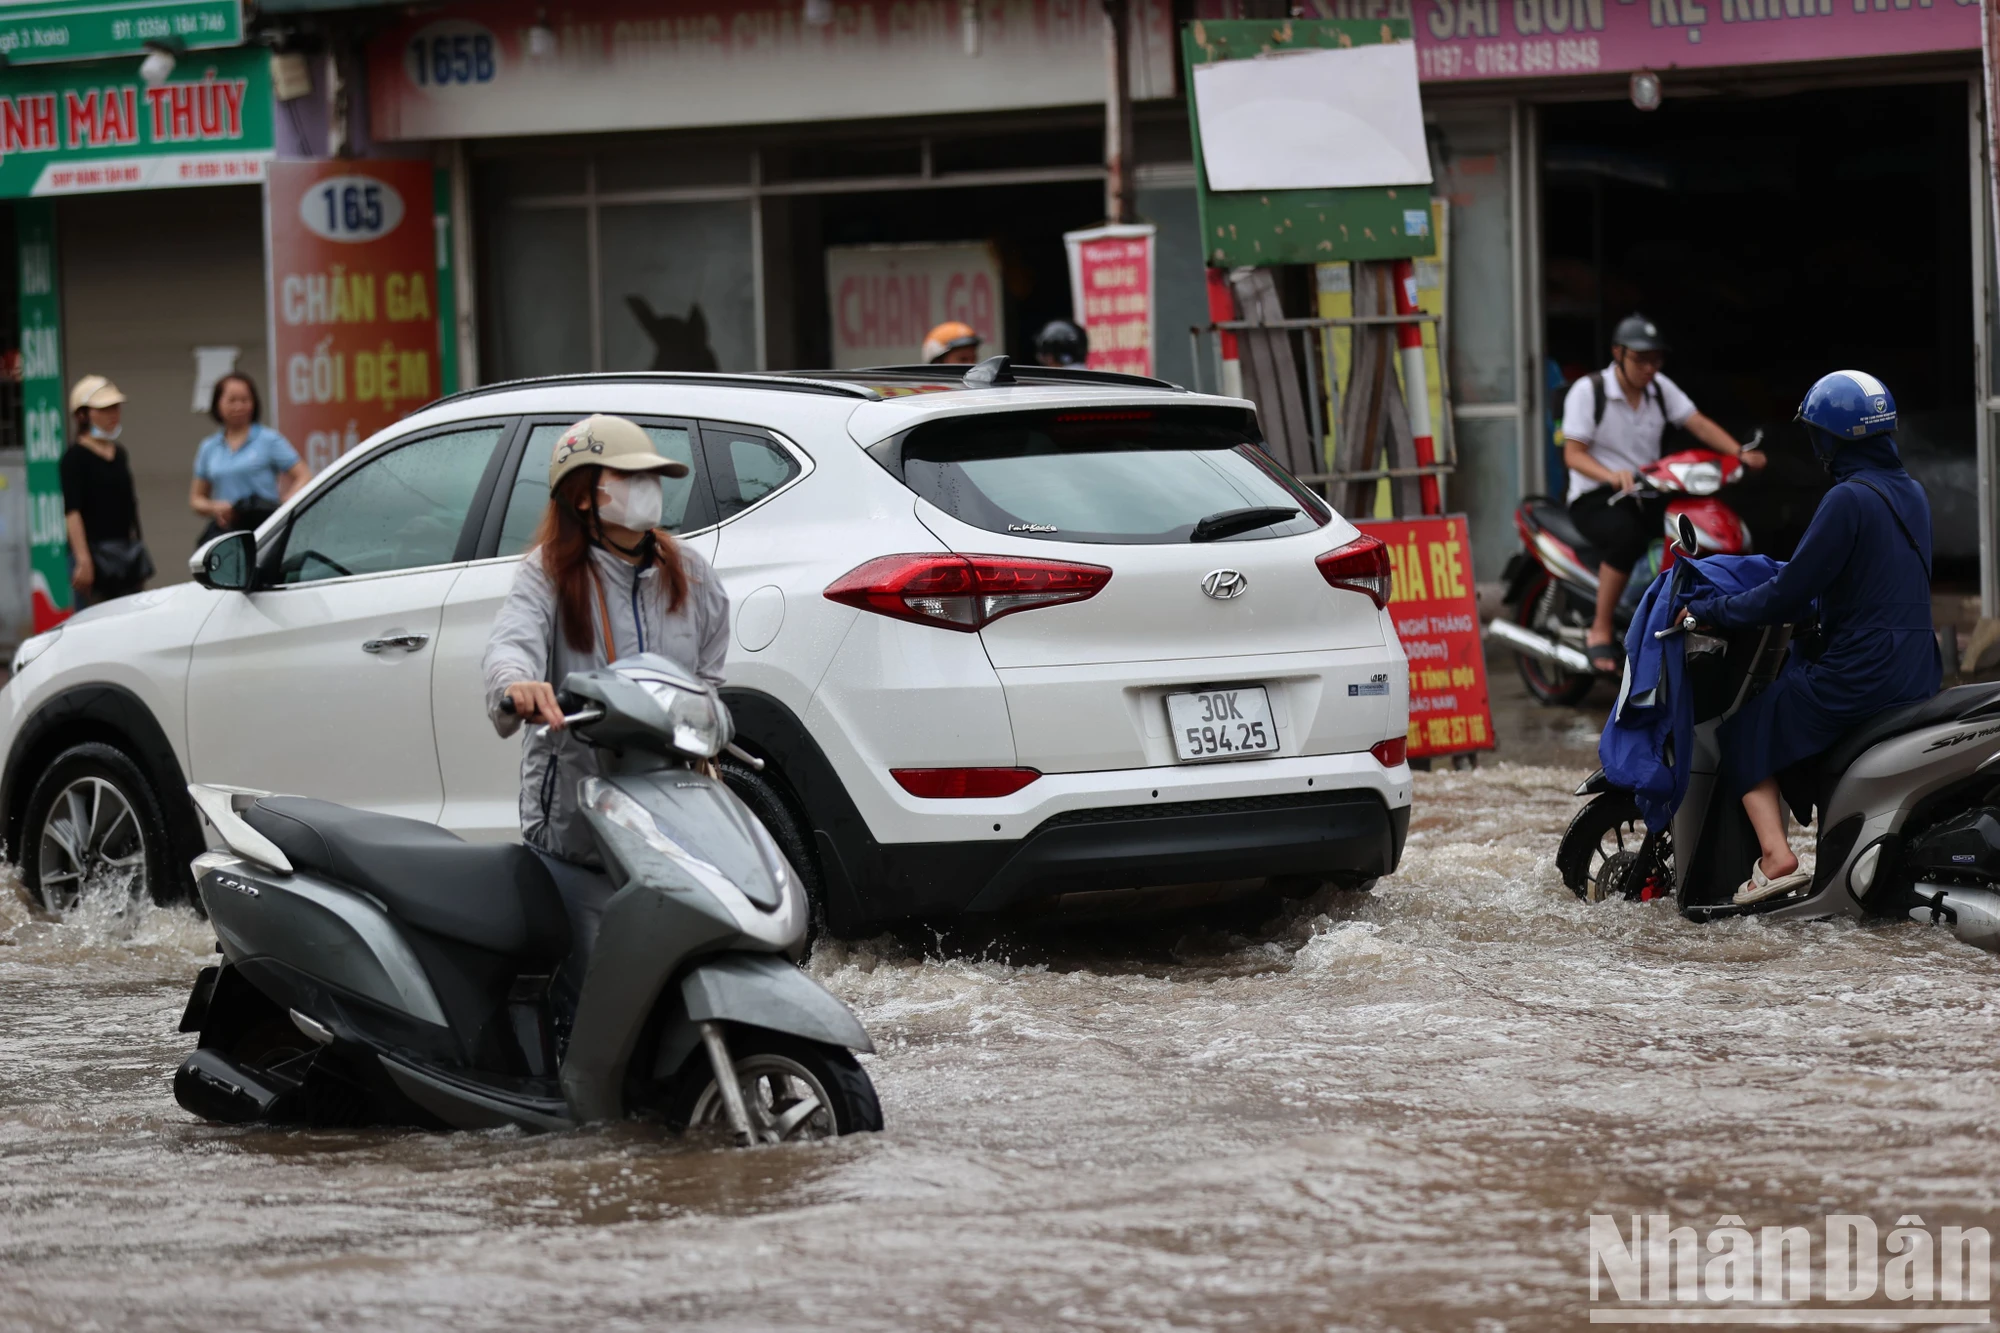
883,407,1330,545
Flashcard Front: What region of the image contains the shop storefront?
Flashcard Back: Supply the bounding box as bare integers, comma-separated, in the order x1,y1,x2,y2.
1218,0,1989,581
357,1,1212,388
0,38,276,629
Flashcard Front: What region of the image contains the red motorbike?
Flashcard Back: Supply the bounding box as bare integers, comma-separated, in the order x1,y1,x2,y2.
1489,442,1759,706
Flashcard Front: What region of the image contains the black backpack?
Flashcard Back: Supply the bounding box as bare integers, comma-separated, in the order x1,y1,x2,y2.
1591,369,1663,429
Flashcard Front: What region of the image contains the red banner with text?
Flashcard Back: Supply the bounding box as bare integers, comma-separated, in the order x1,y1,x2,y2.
1064,223,1155,378
1359,514,1495,759
268,159,441,470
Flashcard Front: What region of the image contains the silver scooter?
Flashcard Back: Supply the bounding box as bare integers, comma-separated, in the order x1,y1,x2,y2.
171,654,881,1144
1560,515,2000,951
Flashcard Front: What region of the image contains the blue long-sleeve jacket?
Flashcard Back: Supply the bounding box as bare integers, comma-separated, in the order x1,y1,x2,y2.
1684,436,1938,796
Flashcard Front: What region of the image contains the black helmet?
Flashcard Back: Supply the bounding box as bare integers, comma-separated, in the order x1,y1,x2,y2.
1034,318,1088,367
1611,313,1668,353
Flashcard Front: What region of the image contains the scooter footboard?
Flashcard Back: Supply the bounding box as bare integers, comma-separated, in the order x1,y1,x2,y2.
679,953,874,1055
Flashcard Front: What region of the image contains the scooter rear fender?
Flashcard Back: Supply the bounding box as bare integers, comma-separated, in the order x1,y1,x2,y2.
193,852,449,1029
1800,717,2000,918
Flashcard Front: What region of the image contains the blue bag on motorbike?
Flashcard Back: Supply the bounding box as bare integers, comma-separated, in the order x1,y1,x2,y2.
1600,554,1785,832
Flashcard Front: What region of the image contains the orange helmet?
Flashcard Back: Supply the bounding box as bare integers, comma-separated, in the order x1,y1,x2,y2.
921,321,981,364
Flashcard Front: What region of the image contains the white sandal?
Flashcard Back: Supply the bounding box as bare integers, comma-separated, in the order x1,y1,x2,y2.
1733,857,1812,905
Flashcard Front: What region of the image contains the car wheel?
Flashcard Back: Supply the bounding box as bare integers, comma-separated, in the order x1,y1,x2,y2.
22,741,174,914
720,756,827,943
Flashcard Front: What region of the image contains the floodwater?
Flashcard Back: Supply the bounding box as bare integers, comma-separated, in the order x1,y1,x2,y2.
5,677,2000,1330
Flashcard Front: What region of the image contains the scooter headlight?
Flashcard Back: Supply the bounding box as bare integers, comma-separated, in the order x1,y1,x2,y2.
1677,461,1723,496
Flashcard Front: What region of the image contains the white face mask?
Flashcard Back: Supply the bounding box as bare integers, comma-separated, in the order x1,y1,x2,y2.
597,471,664,531
89,423,120,442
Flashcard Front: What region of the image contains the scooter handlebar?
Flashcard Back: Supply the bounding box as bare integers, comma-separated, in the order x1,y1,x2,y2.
1655,613,1699,640
498,691,602,729
502,688,754,766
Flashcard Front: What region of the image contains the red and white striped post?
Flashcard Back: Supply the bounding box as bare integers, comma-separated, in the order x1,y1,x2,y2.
1205,268,1242,400
1390,257,1440,516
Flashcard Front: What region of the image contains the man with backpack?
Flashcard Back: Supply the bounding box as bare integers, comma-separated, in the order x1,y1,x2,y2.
1561,313,1763,674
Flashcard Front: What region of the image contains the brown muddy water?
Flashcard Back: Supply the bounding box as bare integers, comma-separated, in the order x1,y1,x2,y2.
4,697,2000,1329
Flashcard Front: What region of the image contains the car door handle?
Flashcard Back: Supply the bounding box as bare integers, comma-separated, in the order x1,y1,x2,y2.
361,634,430,654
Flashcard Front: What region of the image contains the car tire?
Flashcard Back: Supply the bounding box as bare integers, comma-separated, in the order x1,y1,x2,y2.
21,741,176,914
720,756,827,943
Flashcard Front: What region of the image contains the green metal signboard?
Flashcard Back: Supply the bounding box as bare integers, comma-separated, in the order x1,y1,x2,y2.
0,44,271,198
19,198,67,628
1184,18,1436,266
0,0,242,66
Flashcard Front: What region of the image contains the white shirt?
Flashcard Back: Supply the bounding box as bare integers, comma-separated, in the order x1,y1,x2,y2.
1561,364,1698,502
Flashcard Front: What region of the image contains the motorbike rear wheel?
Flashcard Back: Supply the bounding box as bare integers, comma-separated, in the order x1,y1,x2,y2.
1514,573,1597,707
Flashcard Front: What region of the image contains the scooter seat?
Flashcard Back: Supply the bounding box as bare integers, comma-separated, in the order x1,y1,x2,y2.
1820,683,2000,783
242,797,571,963
1523,496,1603,571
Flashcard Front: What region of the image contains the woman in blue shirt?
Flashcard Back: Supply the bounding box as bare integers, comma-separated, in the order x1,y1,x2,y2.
190,373,311,543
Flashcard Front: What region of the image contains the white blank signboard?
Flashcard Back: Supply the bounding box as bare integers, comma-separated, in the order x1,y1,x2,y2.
1192,43,1432,193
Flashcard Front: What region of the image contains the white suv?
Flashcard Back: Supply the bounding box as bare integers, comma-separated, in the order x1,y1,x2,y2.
0,364,1411,933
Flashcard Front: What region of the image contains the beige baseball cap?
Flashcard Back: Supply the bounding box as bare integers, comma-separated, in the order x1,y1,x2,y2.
68,375,126,413
547,413,690,492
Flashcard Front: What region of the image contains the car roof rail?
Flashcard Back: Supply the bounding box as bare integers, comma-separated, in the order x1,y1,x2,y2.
779,364,1190,392
416,371,884,412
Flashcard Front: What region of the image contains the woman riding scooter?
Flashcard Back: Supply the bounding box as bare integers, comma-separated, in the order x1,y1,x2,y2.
1680,371,1940,905
482,414,731,867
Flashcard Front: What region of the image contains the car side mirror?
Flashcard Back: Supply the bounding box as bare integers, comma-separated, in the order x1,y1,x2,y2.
191,530,256,592
1674,513,1699,557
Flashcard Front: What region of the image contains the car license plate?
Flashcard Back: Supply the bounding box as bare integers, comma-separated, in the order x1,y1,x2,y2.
1166,687,1279,762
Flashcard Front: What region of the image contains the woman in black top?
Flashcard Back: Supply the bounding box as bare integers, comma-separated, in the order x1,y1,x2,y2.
62,375,148,607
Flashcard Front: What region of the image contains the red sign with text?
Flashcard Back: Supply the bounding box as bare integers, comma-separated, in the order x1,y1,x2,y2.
1359,514,1495,759
1065,224,1154,378
268,160,441,470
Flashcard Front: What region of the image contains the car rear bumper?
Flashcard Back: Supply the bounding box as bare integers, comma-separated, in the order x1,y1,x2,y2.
819,788,1410,921
723,688,1413,932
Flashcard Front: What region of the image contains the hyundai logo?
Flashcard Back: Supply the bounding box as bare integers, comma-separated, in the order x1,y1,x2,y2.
1202,569,1249,600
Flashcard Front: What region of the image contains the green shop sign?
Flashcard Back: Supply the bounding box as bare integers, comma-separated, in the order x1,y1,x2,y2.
0,43,270,198
18,198,67,626
0,0,242,66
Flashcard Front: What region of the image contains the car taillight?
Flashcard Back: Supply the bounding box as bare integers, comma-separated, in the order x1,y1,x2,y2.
891,767,1042,798
1371,737,1407,767
1317,534,1391,609
825,554,1112,632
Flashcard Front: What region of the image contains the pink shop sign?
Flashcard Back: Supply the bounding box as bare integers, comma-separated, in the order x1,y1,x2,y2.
1287,0,1978,81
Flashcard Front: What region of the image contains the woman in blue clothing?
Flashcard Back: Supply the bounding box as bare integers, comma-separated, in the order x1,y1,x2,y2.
1683,370,1940,905
189,373,312,544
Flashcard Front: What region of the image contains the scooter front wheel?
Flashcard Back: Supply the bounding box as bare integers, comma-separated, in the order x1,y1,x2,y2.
668,1027,882,1142
1558,791,1671,902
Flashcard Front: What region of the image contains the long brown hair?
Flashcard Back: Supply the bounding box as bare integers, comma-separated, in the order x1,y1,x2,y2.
534,467,689,655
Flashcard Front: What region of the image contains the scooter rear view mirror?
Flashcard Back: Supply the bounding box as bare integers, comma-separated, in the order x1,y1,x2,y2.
1675,513,1699,556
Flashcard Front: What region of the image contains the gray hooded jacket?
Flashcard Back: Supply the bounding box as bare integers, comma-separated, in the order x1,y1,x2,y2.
482,542,730,864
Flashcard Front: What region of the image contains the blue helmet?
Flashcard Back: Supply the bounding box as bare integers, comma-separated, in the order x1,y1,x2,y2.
1798,369,1897,442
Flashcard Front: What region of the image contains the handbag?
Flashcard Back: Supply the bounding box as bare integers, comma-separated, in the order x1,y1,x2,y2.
89,535,154,587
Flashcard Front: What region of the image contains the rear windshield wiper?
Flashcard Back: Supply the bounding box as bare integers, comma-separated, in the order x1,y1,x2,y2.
1190,505,1299,542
